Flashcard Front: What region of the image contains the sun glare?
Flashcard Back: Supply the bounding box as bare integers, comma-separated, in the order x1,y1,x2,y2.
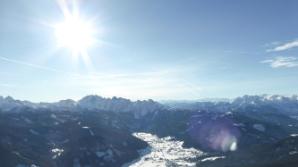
54,16,95,54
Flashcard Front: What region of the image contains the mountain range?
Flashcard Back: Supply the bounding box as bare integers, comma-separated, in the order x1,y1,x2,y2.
0,95,164,117
1,94,298,167
1,94,298,114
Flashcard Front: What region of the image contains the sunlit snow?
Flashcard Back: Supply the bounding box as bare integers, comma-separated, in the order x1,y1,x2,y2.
200,156,225,162
123,133,204,167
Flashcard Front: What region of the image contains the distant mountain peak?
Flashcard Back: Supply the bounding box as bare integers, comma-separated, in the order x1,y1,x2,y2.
77,95,164,117
0,95,165,116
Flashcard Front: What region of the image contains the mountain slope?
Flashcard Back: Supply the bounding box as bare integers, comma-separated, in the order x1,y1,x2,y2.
1,94,298,167
0,110,147,167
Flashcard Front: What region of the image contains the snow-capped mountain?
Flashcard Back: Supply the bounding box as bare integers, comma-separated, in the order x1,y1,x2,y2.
232,94,298,106
1,94,298,114
0,95,165,116
0,96,37,111
77,95,165,118
39,99,77,111
1,94,298,167
163,94,298,114
231,95,298,113
78,95,162,112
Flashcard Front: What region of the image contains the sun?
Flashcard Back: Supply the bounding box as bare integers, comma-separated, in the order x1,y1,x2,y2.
54,15,96,55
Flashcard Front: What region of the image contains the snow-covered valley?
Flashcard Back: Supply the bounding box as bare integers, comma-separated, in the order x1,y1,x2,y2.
123,133,203,167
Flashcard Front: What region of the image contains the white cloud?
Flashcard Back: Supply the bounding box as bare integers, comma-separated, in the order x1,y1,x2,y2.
267,40,298,52
261,56,298,68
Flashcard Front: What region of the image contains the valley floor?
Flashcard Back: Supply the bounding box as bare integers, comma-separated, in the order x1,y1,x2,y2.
123,133,203,167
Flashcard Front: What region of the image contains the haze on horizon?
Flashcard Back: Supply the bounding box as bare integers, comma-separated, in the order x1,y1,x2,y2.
0,0,298,102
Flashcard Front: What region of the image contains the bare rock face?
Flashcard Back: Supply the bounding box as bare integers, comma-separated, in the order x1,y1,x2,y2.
77,95,164,116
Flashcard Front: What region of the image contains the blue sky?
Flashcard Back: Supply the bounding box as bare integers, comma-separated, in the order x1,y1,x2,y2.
0,0,298,102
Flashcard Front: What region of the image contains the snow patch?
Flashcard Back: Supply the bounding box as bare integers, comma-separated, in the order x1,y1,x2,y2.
253,124,265,132
96,151,105,158
51,148,64,159
29,129,39,135
201,156,225,162
289,151,298,155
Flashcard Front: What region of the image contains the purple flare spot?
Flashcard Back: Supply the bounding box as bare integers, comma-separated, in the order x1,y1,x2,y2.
188,114,240,152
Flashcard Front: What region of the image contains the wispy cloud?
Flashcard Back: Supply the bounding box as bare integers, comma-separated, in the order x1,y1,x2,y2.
0,83,16,88
0,55,202,99
0,56,174,80
0,56,61,73
267,40,298,52
67,68,203,100
261,56,298,68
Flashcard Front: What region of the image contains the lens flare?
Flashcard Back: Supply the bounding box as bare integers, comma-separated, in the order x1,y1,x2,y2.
52,0,101,68
188,114,240,152
54,16,95,53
